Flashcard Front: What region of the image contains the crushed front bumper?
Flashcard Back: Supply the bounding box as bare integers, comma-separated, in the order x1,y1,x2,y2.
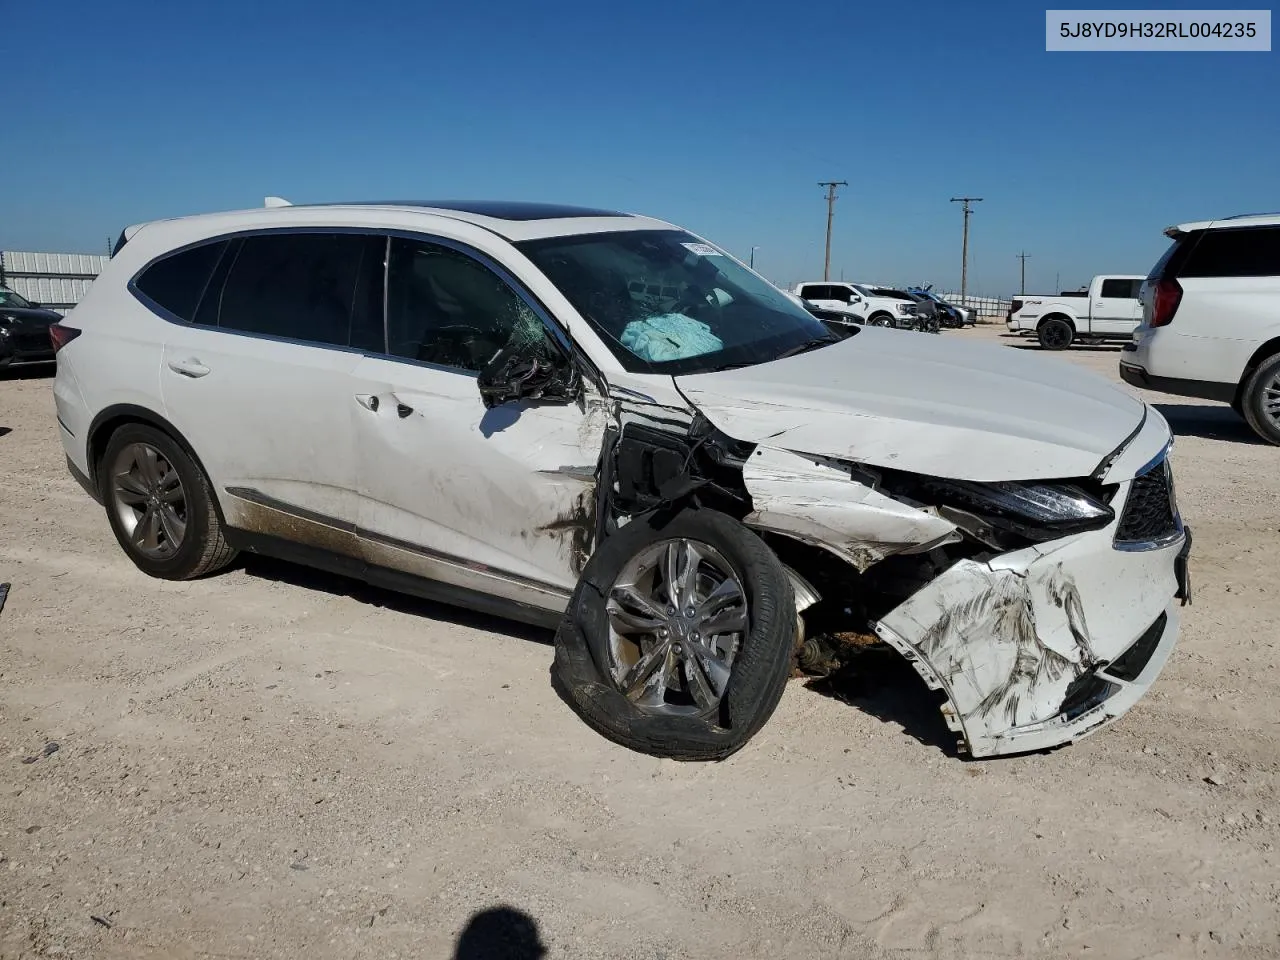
873,522,1189,758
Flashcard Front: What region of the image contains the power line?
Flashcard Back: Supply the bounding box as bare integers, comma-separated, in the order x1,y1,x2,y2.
950,196,984,300
1016,251,1032,295
819,181,847,282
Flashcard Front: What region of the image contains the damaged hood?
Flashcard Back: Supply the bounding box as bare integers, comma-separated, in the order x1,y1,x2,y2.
675,328,1147,482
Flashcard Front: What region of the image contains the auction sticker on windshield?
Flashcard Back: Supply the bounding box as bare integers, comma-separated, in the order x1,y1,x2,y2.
681,242,722,256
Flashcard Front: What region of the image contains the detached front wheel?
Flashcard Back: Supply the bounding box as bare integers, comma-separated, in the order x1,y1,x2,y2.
551,508,796,761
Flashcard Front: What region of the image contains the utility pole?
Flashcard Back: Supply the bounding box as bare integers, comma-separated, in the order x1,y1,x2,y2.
1055,271,1060,292
950,196,983,300
749,246,760,270
1016,251,1031,295
819,181,847,281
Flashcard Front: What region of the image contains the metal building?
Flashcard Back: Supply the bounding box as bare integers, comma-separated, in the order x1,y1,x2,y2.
1,250,109,313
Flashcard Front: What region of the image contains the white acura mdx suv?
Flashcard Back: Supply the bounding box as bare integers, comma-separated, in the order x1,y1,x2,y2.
53,200,1191,761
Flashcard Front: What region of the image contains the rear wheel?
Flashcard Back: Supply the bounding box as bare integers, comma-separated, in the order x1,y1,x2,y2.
1240,353,1280,445
1038,317,1074,350
99,424,238,579
551,508,797,761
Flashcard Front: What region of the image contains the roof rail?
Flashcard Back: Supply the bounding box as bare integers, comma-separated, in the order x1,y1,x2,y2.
264,196,292,208
1223,211,1280,219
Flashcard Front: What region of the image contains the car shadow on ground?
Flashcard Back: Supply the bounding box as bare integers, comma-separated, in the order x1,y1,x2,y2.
1154,403,1266,444
240,554,962,755
0,427,11,438
238,553,556,646
1007,341,1124,353
804,644,957,757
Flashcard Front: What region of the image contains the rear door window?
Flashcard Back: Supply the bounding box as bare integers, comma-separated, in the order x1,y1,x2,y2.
1100,278,1139,298
1178,226,1280,278
205,233,384,348
134,241,229,322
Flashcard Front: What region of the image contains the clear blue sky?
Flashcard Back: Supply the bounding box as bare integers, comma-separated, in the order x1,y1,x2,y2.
4,0,1276,295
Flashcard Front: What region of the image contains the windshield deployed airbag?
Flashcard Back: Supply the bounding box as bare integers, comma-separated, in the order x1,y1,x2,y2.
620,314,723,363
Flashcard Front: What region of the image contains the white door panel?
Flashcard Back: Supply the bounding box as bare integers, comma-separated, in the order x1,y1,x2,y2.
160,329,363,547
351,356,608,601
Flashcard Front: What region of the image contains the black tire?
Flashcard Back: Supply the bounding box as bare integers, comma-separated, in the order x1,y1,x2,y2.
550,507,797,761
99,423,238,579
868,313,894,328
1038,317,1074,350
1240,353,1280,445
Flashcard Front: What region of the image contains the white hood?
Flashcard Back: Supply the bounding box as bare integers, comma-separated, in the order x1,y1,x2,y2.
675,327,1147,482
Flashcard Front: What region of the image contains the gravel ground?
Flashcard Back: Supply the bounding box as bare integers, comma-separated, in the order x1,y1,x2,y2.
2,326,1278,960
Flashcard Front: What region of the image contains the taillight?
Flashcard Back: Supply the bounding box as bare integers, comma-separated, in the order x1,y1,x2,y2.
1149,279,1183,328
49,323,82,352
1009,298,1024,318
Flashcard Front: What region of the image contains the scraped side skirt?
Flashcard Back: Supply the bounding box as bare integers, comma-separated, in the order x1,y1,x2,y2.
222,486,570,628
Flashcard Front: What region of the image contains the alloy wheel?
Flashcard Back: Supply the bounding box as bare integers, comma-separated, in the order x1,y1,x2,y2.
1264,371,1280,429
605,539,749,715
109,442,188,559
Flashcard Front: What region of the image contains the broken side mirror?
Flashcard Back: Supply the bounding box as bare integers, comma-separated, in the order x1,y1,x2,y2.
477,342,581,410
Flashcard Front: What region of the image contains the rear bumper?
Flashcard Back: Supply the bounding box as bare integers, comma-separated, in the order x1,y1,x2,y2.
1119,361,1235,403
66,455,100,503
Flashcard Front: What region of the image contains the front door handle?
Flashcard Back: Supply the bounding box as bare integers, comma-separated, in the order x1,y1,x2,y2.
167,358,210,378
355,394,379,412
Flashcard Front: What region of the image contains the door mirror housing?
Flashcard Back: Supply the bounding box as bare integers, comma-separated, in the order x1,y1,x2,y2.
477,342,580,410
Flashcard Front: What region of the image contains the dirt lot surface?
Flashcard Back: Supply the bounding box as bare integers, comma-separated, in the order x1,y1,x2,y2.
2,326,1279,960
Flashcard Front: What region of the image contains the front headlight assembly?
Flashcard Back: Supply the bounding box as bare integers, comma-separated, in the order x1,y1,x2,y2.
917,477,1114,542
847,462,1117,548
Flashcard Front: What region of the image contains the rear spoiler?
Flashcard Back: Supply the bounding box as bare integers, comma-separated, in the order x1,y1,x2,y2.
111,223,147,257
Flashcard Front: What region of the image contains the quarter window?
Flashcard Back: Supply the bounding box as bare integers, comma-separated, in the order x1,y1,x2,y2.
134,241,228,322
385,238,546,372
1178,226,1280,278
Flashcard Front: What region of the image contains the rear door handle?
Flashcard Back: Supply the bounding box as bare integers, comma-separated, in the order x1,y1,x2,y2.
167,358,210,378
355,394,379,412
396,402,413,418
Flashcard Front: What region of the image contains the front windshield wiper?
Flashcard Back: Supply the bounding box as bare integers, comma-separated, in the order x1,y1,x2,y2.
774,335,841,360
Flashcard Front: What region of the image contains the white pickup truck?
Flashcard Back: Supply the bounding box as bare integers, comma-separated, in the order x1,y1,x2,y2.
1006,275,1145,350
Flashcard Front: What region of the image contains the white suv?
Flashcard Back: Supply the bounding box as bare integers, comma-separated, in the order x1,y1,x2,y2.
792,281,916,327
53,199,1190,761
1121,213,1280,444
